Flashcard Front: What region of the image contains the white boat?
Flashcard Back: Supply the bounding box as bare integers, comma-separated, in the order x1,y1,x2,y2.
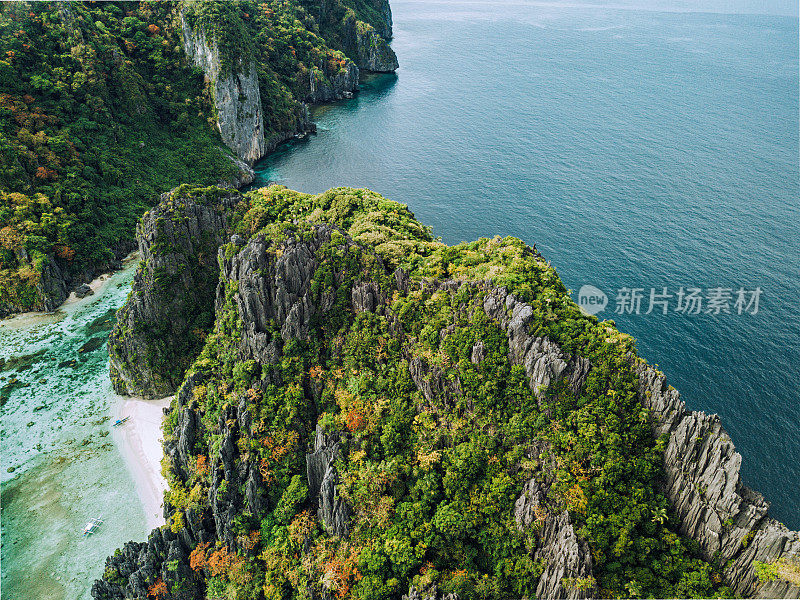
82,517,103,536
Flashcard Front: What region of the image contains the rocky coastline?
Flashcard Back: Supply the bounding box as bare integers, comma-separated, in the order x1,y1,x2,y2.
0,0,398,320
96,185,799,599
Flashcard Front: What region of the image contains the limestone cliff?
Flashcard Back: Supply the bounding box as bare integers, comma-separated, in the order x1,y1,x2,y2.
0,254,67,317
352,21,399,72
108,187,242,399
304,59,361,103
98,209,599,599
343,16,399,72
96,186,799,600
0,0,401,320
634,360,800,598
486,284,800,597
308,0,399,72
372,0,395,39
181,15,266,164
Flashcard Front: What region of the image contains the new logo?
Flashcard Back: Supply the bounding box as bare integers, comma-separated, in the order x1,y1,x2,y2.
577,285,608,315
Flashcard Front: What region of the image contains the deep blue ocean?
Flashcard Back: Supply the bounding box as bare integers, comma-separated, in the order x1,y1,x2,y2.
253,1,800,527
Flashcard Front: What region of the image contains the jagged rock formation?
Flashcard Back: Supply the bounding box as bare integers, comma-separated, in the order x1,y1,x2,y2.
305,59,361,103
483,287,592,404
402,586,459,600
0,254,67,317
307,426,352,537
514,475,597,600
480,285,598,600
308,0,399,72
109,188,242,399
0,243,130,318
634,360,800,598
34,257,69,310
180,15,266,164
402,279,599,600
96,186,798,599
219,222,378,354
92,526,206,600
485,281,799,598
351,22,399,72
373,0,394,39
222,152,256,188
179,0,397,163
534,511,597,600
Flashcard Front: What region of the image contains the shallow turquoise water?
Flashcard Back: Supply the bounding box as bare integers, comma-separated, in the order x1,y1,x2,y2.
0,262,152,600
254,2,800,527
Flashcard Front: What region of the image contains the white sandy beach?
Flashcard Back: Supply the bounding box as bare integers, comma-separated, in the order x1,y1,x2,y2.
0,252,139,332
112,396,172,531
62,251,139,309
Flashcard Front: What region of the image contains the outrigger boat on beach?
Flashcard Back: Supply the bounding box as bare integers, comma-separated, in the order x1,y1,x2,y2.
82,517,103,536
112,416,130,427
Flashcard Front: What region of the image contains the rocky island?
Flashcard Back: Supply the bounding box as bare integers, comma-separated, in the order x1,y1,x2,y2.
94,184,800,599
1,2,797,600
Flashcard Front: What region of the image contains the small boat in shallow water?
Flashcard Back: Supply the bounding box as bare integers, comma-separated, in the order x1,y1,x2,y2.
82,517,103,536
111,416,129,427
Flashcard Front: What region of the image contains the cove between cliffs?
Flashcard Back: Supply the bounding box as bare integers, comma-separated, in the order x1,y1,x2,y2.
0,69,401,600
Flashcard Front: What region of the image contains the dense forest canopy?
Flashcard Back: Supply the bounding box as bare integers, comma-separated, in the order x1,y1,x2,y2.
96,184,735,600
0,0,392,315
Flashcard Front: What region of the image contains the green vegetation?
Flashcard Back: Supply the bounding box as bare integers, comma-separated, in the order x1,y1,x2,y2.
0,0,393,315
159,186,732,599
0,1,234,312
754,557,800,587
182,1,255,75
301,0,384,65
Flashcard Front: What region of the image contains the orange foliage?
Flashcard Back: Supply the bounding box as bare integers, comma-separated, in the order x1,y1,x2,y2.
55,245,75,260
323,545,362,599
189,541,211,572
147,577,168,599
195,454,208,476
259,456,274,483
259,430,298,483
288,510,316,547
345,409,366,433
205,545,248,584
147,24,160,35
208,546,235,577
34,166,57,181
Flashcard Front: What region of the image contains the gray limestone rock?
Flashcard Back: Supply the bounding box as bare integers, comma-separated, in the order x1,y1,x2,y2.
306,426,351,538
109,188,241,399
484,287,591,404
632,358,800,597
181,15,265,164
534,511,598,600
